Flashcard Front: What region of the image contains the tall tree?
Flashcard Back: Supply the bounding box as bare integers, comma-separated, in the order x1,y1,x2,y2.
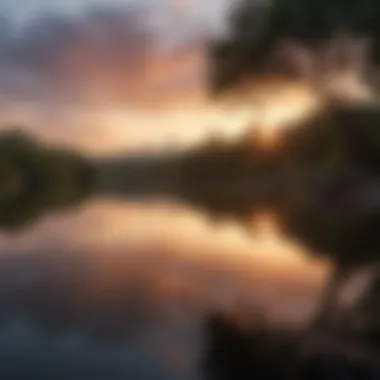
209,0,380,93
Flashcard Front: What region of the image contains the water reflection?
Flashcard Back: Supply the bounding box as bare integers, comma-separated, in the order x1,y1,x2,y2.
0,131,94,232
2,175,380,380
189,193,380,380
0,199,329,379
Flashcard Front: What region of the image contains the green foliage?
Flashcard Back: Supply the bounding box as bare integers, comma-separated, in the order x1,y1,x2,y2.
209,0,380,92
0,130,95,231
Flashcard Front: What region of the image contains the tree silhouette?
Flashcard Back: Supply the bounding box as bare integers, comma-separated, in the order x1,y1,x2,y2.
0,130,95,231
209,0,380,93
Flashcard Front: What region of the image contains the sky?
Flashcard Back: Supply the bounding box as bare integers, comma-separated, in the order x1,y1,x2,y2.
0,0,236,155
0,1,373,156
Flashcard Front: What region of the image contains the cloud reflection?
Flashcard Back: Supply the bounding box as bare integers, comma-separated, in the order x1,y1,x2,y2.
0,198,331,378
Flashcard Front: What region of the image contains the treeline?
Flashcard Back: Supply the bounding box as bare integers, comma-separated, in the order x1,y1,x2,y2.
0,131,95,230
178,102,380,267
179,101,380,194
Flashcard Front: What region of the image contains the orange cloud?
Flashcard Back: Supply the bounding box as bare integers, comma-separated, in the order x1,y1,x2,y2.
0,6,213,153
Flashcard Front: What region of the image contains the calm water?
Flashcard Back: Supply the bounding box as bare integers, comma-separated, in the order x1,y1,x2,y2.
0,197,330,379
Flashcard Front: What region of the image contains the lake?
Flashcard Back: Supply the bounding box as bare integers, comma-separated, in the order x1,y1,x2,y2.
0,196,331,379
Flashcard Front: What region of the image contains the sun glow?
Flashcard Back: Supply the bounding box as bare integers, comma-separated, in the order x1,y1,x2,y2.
87,80,322,155
70,60,373,156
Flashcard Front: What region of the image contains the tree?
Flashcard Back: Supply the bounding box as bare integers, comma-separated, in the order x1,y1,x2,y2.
209,0,380,94
0,130,95,231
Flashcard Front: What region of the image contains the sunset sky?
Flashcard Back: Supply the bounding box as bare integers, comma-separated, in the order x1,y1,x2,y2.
0,1,373,156
0,0,236,155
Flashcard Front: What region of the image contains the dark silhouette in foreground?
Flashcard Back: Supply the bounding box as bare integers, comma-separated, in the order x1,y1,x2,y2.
202,314,297,380
202,309,380,380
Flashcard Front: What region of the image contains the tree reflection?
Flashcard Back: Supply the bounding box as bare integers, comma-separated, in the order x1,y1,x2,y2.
178,101,380,380
0,131,95,231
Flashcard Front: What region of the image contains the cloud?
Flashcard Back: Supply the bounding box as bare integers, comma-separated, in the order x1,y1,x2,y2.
0,2,214,153
0,3,209,108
